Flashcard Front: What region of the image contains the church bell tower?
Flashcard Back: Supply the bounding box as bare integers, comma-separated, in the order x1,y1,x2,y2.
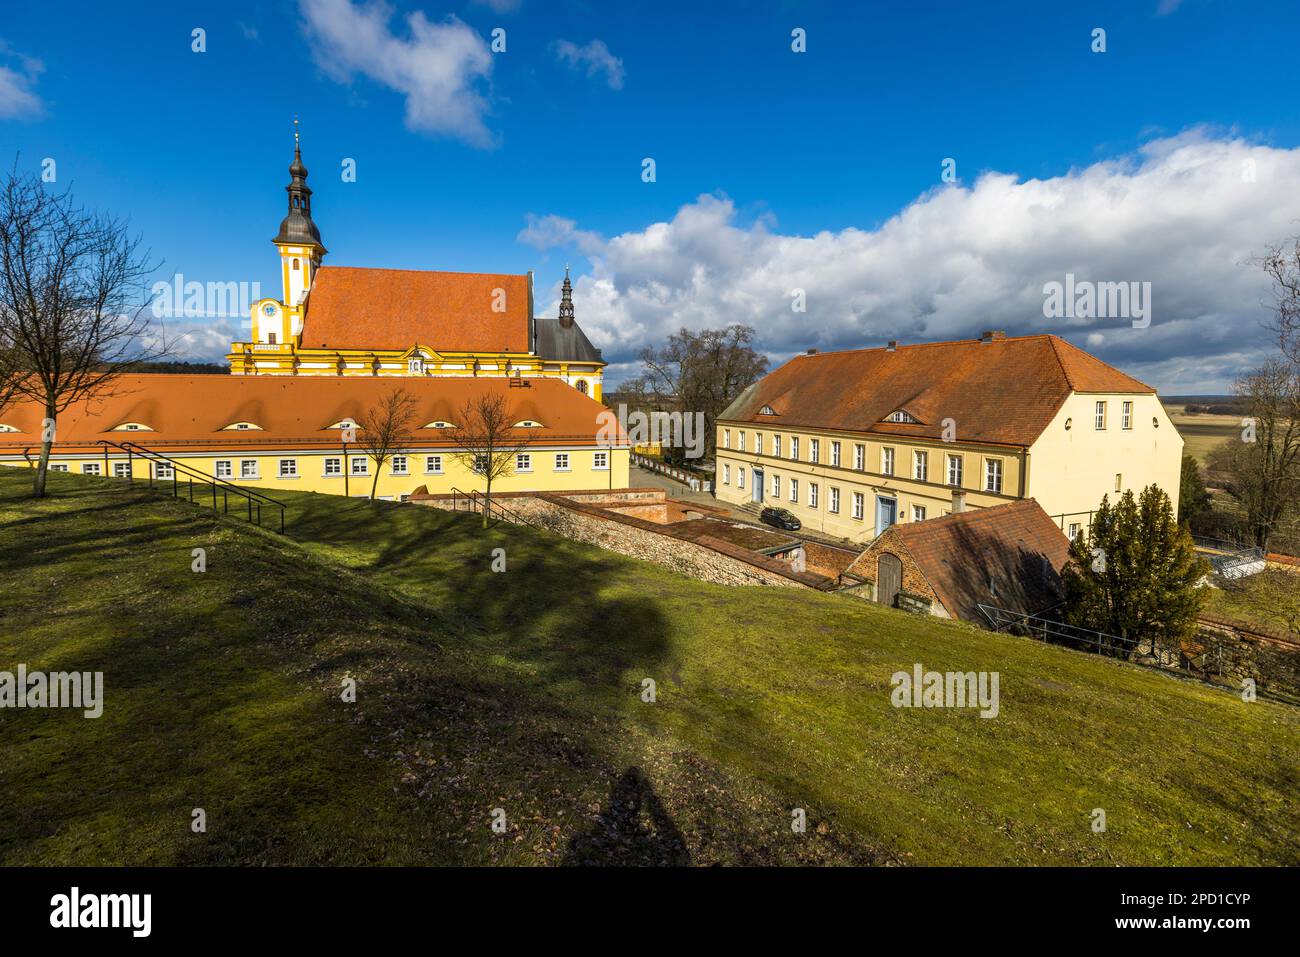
269,119,326,343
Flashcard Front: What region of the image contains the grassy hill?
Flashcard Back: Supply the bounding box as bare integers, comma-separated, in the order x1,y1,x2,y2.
1,469,1297,866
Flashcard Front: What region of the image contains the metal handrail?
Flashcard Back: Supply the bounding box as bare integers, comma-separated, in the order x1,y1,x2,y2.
447,485,538,529
95,439,286,533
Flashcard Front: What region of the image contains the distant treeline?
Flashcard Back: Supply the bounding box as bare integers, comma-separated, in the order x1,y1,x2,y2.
1181,402,1244,415
1164,395,1245,415
110,360,229,375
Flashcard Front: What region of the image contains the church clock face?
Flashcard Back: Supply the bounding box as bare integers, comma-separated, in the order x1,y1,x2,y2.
263,303,277,317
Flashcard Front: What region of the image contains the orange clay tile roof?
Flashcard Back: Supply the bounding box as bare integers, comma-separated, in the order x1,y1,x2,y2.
722,334,1154,447
0,375,623,454
300,266,531,353
848,499,1073,621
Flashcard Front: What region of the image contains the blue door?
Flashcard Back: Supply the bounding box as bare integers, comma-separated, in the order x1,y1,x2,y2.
752,468,764,503
876,496,897,533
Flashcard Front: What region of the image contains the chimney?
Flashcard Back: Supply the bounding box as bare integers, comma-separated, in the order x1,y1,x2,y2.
951,489,967,513
886,340,898,352
806,347,818,355
980,329,1006,344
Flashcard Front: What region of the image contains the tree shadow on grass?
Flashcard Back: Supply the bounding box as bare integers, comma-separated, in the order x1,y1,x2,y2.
562,766,691,866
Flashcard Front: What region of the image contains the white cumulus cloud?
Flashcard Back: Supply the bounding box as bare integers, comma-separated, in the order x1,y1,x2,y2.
0,41,44,120
299,0,495,147
554,39,624,90
530,131,1300,393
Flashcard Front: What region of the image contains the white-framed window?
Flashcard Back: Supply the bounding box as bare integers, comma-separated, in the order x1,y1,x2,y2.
854,444,865,470
831,441,841,467
215,460,233,479
852,491,864,520
723,463,731,485
809,482,819,508
593,451,608,470
1121,400,1133,430
946,454,963,487
789,478,798,502
408,357,425,374
472,454,488,474
351,457,369,476
755,433,763,455
772,473,781,498
515,452,531,472
773,435,782,458
391,455,408,475
829,487,840,514
809,438,819,463
914,450,928,482
240,459,257,479
1095,400,1107,430
737,467,745,489
985,458,1003,493
155,463,175,480
724,429,731,449
82,462,101,475
1115,473,1123,492
737,431,745,452
113,462,131,478
1068,522,1082,541
790,436,799,460
48,463,68,472
324,457,342,476
278,458,298,478
881,447,894,476
912,505,927,522
555,453,570,471
425,455,443,474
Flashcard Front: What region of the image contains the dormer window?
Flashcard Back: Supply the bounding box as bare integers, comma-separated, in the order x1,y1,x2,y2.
886,410,919,423
758,405,777,416
408,357,426,374
112,422,154,432
0,423,19,433
513,420,543,428
222,421,264,431
422,420,456,429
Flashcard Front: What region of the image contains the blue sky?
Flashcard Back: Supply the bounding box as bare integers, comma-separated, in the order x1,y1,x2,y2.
2,0,1299,390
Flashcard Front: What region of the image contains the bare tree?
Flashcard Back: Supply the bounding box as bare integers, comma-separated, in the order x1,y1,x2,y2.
1207,360,1300,549
355,387,419,501
637,324,768,463
447,392,530,528
0,164,162,497
1261,235,1300,368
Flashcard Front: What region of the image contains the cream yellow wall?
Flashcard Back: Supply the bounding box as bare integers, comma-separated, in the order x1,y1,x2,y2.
1025,393,1182,532
2,447,629,502
714,422,1024,542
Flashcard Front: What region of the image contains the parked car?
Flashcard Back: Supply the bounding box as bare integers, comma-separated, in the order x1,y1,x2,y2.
760,506,801,531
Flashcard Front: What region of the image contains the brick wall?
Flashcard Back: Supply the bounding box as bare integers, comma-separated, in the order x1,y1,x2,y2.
413,490,837,591
1188,615,1300,700
845,531,942,612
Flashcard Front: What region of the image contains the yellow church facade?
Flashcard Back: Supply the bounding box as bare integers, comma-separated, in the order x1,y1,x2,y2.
225,134,605,400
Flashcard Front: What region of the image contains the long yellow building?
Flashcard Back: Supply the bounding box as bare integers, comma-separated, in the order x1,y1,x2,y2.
226,133,605,399
0,375,627,501
715,331,1182,542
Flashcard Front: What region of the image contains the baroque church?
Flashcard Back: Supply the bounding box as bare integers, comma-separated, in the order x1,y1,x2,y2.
227,131,606,401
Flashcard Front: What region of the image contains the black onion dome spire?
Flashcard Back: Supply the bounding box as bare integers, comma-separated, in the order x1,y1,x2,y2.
273,120,325,250
558,265,575,328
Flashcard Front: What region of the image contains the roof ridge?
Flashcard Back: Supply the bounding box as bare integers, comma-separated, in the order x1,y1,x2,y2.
793,333,1055,359
318,264,527,279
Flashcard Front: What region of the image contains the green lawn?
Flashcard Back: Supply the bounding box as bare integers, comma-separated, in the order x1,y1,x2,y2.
1204,569,1300,636
2,469,1298,866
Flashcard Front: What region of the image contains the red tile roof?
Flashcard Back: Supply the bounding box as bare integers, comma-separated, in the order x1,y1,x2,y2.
849,499,1073,621
0,374,621,454
300,266,532,353
722,334,1154,446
